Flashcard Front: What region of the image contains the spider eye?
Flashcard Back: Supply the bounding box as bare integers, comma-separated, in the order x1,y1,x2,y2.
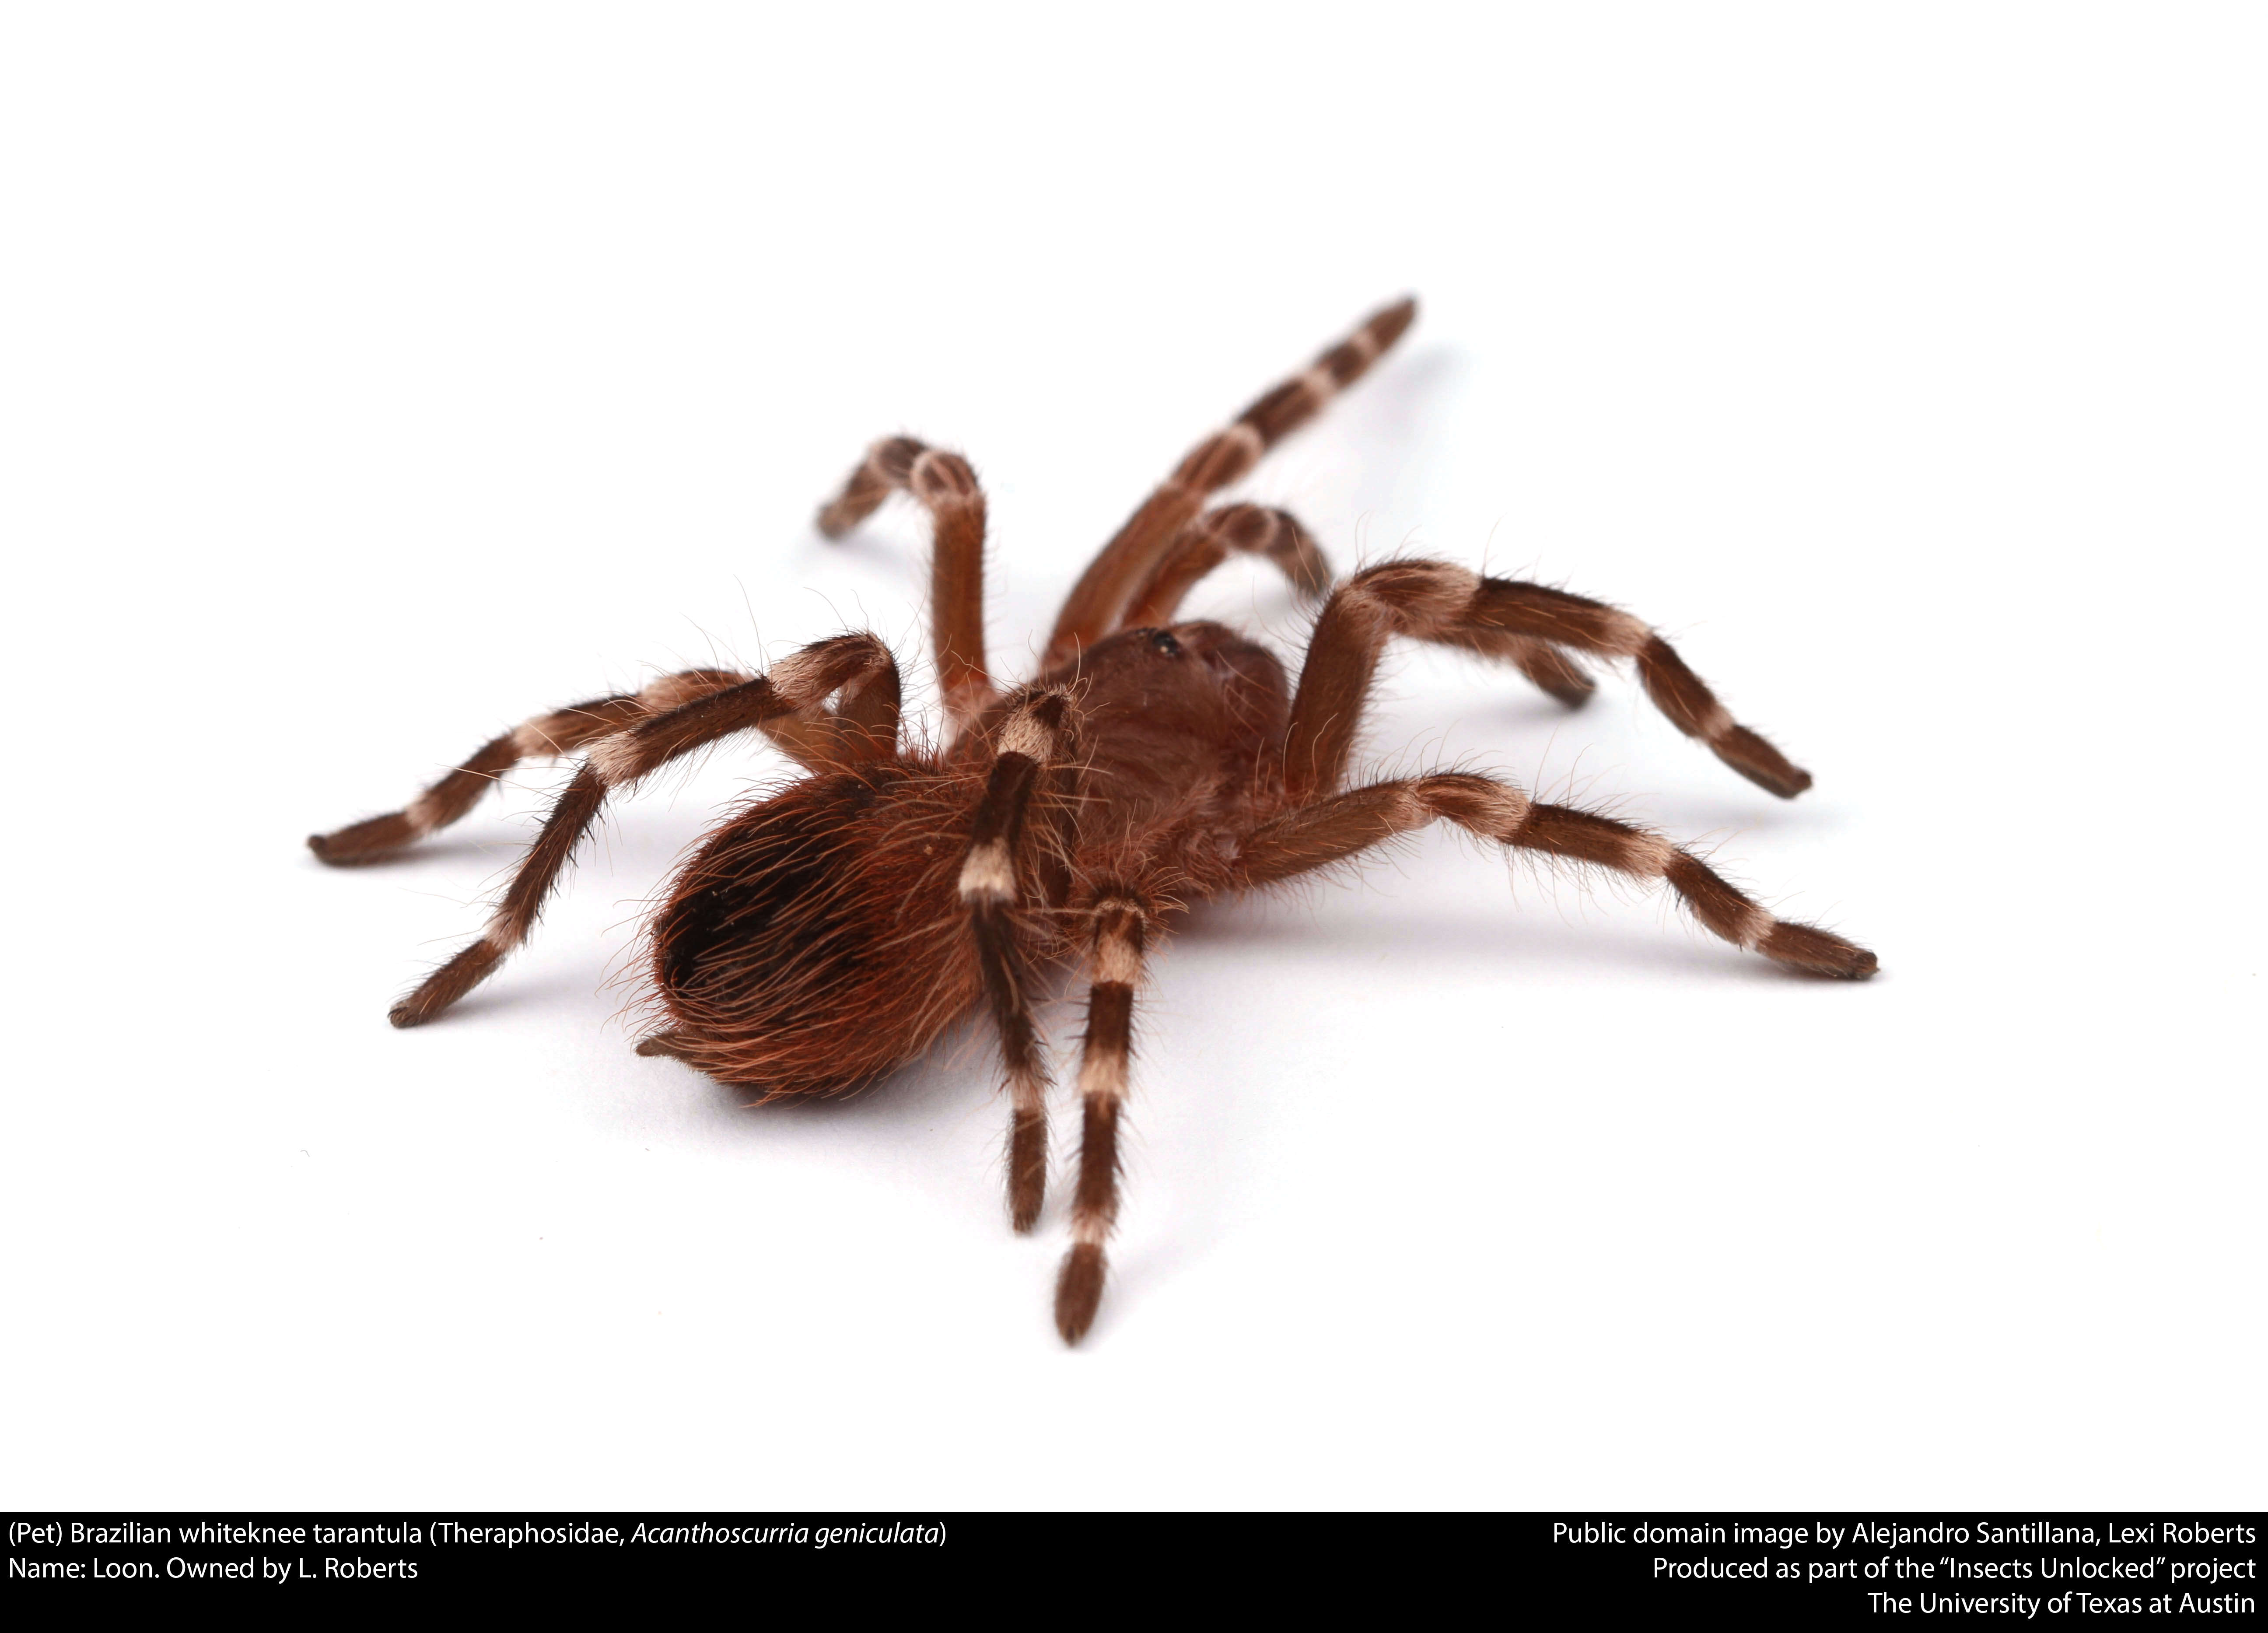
1148,629,1183,656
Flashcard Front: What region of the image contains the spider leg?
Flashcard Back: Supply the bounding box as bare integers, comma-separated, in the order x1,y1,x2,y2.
309,670,740,865
309,662,898,865
1281,560,1811,803
1054,892,1149,1344
1490,639,1600,709
386,634,903,1027
817,437,994,735
1116,504,1330,629
1114,503,1594,710
1237,772,1875,978
1044,298,1418,669
956,686,1084,1232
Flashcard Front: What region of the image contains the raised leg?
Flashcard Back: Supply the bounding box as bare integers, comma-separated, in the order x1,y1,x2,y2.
955,686,1086,1230
387,634,903,1027
1044,298,1418,668
1116,504,1330,630
1118,505,1594,710
1237,772,1876,978
1055,892,1149,1344
818,437,994,732
1281,560,1812,803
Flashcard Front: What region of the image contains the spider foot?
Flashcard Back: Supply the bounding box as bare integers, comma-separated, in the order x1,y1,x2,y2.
308,813,418,865
1054,1244,1106,1345
1716,726,1813,800
1761,922,1877,980
388,939,503,1027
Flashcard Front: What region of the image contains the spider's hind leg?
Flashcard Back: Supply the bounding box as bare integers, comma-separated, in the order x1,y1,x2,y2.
384,633,903,1028
307,669,748,865
312,642,907,869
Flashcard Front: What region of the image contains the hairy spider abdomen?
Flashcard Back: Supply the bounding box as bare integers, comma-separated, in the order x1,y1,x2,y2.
648,764,983,1095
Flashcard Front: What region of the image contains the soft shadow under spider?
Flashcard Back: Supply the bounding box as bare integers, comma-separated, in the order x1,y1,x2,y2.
1174,898,1812,980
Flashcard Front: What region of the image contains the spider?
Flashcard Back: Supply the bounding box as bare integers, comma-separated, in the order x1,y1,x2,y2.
311,298,1876,1343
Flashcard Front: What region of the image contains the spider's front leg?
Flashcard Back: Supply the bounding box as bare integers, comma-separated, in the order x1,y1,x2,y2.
1117,503,1330,628
1282,561,1816,801
953,687,1086,1234
1116,503,1594,710
1045,298,1418,668
385,634,903,1026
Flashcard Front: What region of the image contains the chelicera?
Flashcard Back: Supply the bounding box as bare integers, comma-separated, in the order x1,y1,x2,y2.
311,298,1875,1342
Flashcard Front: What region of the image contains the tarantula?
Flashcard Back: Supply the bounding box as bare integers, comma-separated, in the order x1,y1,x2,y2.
311,298,1875,1343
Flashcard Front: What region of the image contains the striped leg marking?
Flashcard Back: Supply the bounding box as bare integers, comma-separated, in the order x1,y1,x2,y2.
1118,504,1332,631
1282,560,1814,803
1055,896,1148,1344
308,669,750,865
1236,774,1876,979
956,690,1082,1231
387,634,901,1028
1044,298,1418,668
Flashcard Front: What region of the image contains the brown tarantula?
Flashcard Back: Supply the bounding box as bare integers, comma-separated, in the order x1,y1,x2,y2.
311,298,1875,1342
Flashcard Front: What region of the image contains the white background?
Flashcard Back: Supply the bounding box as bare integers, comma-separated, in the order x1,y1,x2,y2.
4,5,2261,1510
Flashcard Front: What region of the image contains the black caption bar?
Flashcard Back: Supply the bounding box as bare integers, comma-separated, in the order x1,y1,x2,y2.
5,1512,2261,1616
5,1515,951,1589
1539,1514,2260,1620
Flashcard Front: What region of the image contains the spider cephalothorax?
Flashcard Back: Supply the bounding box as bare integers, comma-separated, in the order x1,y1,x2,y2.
312,298,1874,1342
